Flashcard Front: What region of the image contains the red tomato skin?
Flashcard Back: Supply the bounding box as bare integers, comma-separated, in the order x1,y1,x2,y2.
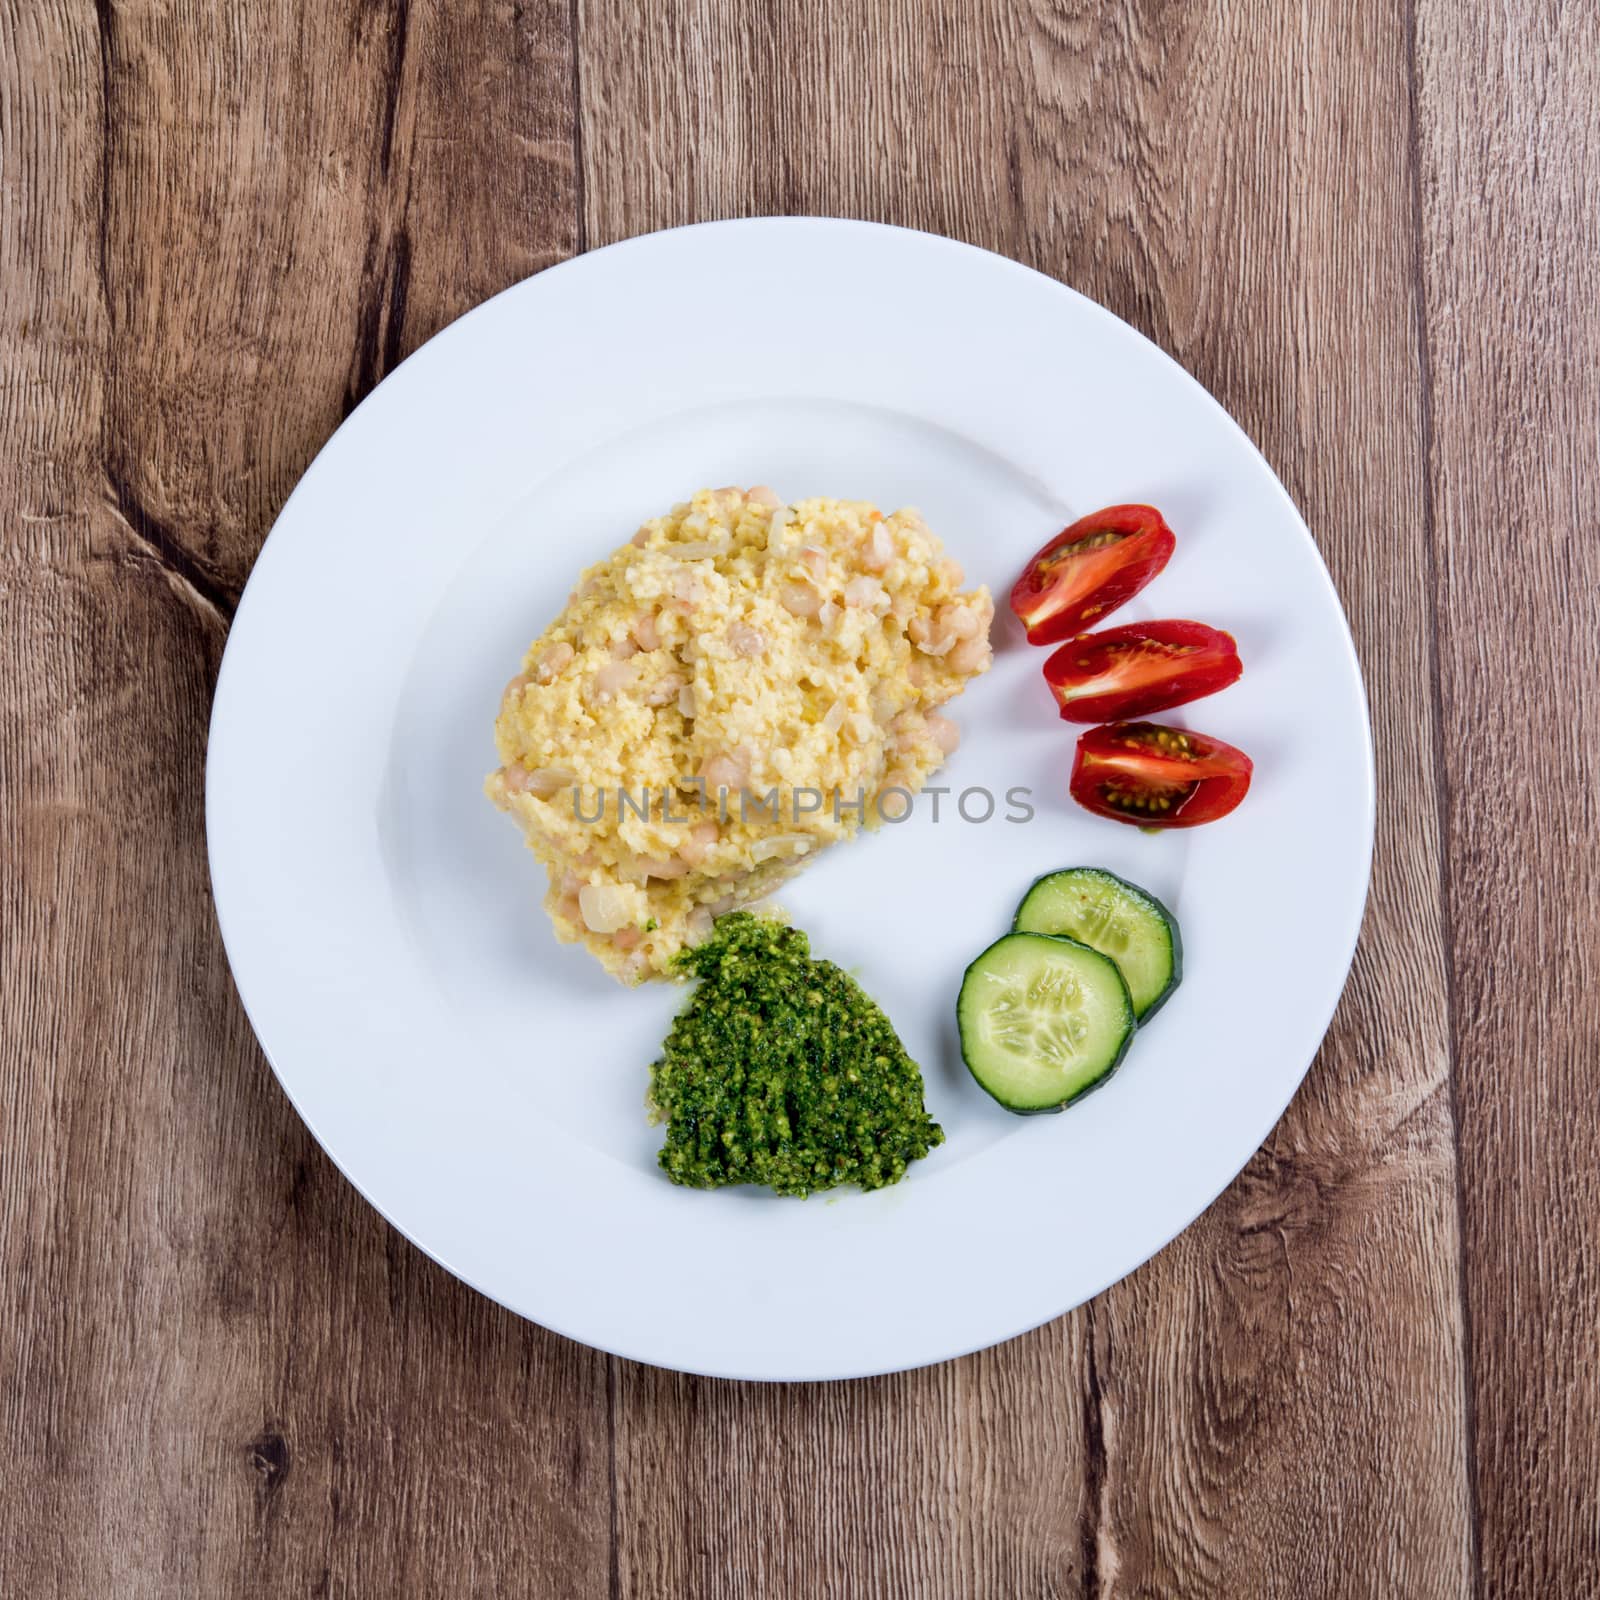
1069,721,1253,829
1010,505,1176,645
1045,620,1242,722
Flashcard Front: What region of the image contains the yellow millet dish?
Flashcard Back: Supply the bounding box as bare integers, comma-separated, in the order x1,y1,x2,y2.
486,487,994,982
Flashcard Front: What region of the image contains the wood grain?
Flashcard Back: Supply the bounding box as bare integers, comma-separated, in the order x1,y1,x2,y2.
579,1,1473,1594
2,4,606,1597
1413,2,1600,1592
3,0,1596,1591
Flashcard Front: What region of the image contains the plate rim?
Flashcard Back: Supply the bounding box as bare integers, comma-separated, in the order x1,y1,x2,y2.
206,216,1376,1380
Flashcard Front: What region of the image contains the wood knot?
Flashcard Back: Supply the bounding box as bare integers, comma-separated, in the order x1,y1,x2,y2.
248,1428,291,1500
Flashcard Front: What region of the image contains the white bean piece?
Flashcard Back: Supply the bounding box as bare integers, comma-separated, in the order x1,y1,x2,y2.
578,884,635,934
781,581,822,618
861,524,894,572
638,856,690,880
750,834,812,863
642,673,685,708
522,765,579,799
508,758,579,796
926,713,962,755
591,659,638,700
678,820,720,866
765,508,795,552
727,621,767,657
889,712,924,753
702,751,748,791
877,778,913,821
937,602,982,640
534,641,575,682
948,636,991,675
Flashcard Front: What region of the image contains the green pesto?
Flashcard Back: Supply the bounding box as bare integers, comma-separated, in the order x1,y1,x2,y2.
649,914,944,1197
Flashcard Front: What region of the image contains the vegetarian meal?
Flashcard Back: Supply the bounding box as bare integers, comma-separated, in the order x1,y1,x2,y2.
487,487,994,981
958,868,1181,1113
1008,503,1254,828
649,914,943,1195
487,489,1250,1192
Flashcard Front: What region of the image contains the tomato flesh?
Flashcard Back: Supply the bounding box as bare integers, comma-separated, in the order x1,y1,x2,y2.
1045,620,1242,723
1010,505,1176,645
1069,721,1253,829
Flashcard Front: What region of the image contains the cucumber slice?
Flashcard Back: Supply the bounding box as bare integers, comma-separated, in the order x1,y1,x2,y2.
1013,868,1181,1021
957,932,1135,1113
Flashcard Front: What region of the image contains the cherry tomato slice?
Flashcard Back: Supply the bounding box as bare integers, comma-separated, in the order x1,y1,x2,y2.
1010,505,1175,645
1044,620,1242,723
1069,721,1253,829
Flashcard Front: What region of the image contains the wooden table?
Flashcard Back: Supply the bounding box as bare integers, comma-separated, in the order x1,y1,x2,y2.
4,3,1595,1594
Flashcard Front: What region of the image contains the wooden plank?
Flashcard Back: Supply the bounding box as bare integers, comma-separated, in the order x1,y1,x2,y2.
578,1,1474,1592
611,1332,1096,1598
0,3,605,1595
96,0,581,596
1413,3,1600,1592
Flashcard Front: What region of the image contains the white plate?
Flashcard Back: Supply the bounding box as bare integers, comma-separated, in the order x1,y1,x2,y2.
207,219,1373,1380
